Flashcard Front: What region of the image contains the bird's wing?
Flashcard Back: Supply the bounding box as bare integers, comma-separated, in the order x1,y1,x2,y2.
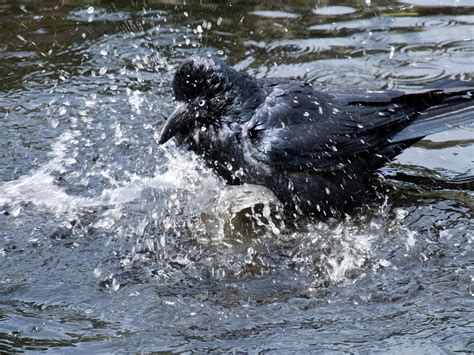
247,83,420,172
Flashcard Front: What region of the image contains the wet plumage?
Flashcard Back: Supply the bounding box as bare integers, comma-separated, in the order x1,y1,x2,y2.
159,56,474,216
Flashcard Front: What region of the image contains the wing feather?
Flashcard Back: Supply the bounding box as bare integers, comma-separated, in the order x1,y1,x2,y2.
247,84,417,172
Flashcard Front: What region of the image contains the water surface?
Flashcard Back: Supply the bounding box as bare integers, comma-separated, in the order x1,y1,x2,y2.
0,0,473,352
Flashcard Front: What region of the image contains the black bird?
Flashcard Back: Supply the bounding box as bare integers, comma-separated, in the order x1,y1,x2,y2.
158,56,474,216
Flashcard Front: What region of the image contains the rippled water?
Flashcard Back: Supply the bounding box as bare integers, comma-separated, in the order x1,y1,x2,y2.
1,0,473,352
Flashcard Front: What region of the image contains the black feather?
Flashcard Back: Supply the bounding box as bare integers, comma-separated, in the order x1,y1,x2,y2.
160,56,474,216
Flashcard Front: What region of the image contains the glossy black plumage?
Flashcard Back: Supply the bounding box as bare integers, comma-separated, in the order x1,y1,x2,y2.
159,56,474,216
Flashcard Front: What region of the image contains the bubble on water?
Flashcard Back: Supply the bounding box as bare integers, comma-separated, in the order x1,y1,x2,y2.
100,49,108,56
87,6,94,14
196,25,203,34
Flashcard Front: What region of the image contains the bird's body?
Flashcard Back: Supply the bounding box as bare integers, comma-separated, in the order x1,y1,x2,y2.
159,56,474,216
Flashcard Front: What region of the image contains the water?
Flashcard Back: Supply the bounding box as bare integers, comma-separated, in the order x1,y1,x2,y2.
0,0,473,352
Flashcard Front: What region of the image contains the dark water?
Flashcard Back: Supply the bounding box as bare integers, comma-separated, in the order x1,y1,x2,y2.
1,0,473,352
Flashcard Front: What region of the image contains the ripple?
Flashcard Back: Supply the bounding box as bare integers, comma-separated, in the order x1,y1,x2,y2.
445,39,474,65
309,15,462,34
264,37,347,58
399,0,474,7
68,6,129,23
378,64,449,87
249,10,300,19
1,1,474,352
313,6,358,16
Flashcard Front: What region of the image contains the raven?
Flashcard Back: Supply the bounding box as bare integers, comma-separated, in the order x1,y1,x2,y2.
159,56,474,216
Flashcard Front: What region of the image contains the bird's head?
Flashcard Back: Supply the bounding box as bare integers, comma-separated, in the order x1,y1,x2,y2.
158,55,234,145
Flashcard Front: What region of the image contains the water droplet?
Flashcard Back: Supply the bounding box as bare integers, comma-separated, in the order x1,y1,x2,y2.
379,259,391,267
93,268,102,278
197,25,203,33
111,278,120,291
389,46,395,59
11,206,21,217
199,99,206,106
303,111,310,117
87,6,95,14
100,49,108,56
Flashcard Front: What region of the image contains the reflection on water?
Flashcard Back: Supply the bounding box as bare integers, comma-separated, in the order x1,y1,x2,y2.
0,0,473,352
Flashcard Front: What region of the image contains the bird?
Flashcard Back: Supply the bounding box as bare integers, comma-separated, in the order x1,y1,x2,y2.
158,55,474,216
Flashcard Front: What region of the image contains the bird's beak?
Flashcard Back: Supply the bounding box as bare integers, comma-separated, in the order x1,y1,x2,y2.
158,103,192,144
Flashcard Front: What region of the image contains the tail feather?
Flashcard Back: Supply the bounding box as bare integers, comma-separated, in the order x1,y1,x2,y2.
389,81,473,144
390,100,473,143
